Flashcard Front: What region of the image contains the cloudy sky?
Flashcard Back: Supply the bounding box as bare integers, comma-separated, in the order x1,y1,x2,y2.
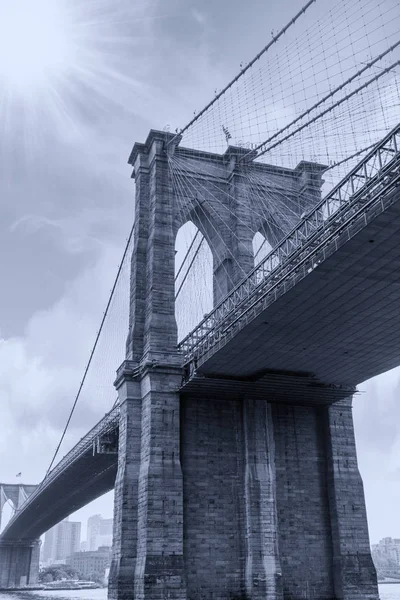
0,0,399,545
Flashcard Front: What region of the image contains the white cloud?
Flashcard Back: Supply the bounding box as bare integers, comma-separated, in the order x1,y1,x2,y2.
354,368,400,542
192,9,207,26
0,238,126,484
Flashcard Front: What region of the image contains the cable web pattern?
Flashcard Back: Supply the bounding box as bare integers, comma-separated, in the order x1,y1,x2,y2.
174,0,400,167
170,0,400,341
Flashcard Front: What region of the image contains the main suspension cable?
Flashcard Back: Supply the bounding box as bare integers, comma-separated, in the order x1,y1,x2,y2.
166,0,316,147
45,221,136,477
240,39,400,161
253,57,400,159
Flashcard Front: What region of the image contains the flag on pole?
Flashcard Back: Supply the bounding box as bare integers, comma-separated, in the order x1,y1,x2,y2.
222,125,232,144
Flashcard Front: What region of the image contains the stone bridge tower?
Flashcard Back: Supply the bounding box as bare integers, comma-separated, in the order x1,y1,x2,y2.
108,131,378,600
0,484,40,588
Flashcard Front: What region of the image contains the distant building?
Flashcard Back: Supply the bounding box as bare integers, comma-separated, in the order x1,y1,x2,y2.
371,537,400,580
66,546,111,579
87,514,113,551
373,537,400,565
55,519,81,561
42,526,56,563
41,518,81,563
80,540,88,552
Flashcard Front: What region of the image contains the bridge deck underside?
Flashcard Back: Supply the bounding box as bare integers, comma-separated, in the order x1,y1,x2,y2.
193,189,400,393
180,372,354,406
1,450,117,540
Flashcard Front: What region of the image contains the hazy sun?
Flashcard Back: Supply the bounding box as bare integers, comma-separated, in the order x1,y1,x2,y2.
0,0,145,151
0,0,75,93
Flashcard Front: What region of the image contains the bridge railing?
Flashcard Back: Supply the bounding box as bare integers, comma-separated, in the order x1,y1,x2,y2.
0,405,120,534
178,123,400,365
43,404,120,487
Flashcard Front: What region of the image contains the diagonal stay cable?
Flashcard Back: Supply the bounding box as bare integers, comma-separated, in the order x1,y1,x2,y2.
175,236,205,300
175,229,201,280
240,39,400,161
170,155,246,287
166,0,316,147
45,221,136,477
251,57,400,160
177,121,400,355
325,143,377,171
168,158,208,306
168,158,209,296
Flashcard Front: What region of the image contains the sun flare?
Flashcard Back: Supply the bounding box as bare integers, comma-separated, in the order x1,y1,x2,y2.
0,0,75,92
0,0,147,153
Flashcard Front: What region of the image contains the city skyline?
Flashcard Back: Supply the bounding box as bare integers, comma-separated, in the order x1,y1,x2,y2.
41,518,81,564
40,514,113,565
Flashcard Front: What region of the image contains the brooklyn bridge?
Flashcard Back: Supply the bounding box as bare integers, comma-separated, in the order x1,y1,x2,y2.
1,1,400,599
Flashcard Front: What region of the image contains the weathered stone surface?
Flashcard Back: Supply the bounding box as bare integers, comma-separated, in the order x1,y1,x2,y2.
325,398,379,600
0,539,40,588
242,399,283,600
273,403,335,599
109,376,142,600
134,366,186,600
181,397,245,600
111,131,186,600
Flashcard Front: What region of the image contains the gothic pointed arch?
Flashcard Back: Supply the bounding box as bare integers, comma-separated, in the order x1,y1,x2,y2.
252,231,272,267
0,499,15,534
175,221,213,342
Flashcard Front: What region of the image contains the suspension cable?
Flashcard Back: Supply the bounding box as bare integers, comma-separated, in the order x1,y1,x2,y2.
45,222,136,476
175,236,205,299
325,143,376,171
253,57,400,159
241,39,400,161
175,228,201,280
166,0,316,146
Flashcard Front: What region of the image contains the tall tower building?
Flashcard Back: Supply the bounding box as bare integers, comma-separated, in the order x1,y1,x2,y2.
87,514,101,551
55,519,81,561
42,525,56,563
87,514,113,551
41,518,81,563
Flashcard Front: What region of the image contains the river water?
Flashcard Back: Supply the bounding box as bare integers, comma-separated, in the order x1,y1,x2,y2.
0,585,399,600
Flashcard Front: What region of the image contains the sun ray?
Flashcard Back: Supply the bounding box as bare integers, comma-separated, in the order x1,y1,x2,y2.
0,0,75,90
0,0,155,159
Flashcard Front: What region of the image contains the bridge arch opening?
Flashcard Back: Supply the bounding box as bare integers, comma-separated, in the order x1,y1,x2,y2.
253,231,272,267
175,221,213,342
0,499,15,534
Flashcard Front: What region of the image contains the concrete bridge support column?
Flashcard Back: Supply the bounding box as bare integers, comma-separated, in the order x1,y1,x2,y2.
272,403,337,599
110,361,186,600
0,539,40,588
325,398,379,600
